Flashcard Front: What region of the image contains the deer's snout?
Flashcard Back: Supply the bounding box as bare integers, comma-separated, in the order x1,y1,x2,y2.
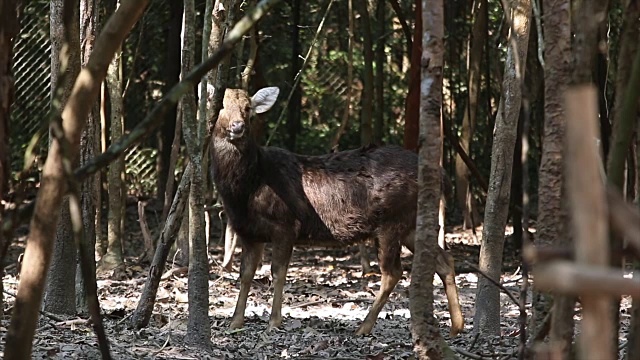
229,121,245,137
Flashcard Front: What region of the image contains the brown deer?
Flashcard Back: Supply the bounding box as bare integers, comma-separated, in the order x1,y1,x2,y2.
210,87,464,336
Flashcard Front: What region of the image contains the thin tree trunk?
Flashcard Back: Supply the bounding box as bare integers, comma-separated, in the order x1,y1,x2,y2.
456,0,486,229
198,0,214,137
44,0,81,315
157,0,183,208
96,84,106,258
474,0,531,337
403,0,421,152
4,3,148,357
373,0,385,145
534,0,574,353
182,0,211,347
102,0,126,278
330,0,354,149
410,0,451,358
564,85,614,360
287,0,301,151
240,1,258,91
356,0,374,146
630,111,640,359
130,164,192,329
607,1,640,354
0,0,20,320
161,103,182,223
175,201,190,266
208,0,234,128
76,0,100,315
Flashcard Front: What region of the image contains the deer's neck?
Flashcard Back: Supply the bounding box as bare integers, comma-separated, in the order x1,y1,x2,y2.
212,137,261,202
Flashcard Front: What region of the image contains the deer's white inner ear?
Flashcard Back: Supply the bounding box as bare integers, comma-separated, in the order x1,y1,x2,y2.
251,87,280,114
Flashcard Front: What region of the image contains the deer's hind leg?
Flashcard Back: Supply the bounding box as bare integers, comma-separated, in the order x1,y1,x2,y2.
229,239,265,329
267,240,293,331
355,228,404,335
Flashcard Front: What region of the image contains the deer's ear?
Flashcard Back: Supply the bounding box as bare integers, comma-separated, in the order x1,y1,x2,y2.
251,87,279,114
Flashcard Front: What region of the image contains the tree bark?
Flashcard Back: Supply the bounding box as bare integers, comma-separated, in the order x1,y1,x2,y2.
131,164,192,329
287,0,301,151
631,74,640,358
474,0,531,337
44,0,81,316
356,0,374,146
330,0,355,149
5,2,148,357
564,85,614,360
410,0,449,358
157,0,183,207
174,193,190,266
182,0,211,347
403,0,421,152
455,0,486,229
101,0,126,278
373,0,385,145
534,0,574,354
76,0,100,315
607,0,640,353
353,0,375,273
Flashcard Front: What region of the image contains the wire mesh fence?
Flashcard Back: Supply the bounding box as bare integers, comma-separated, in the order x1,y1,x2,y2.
10,1,177,198
11,0,51,172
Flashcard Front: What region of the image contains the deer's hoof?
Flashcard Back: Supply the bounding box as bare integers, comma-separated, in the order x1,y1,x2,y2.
267,319,282,331
355,324,373,336
229,318,244,330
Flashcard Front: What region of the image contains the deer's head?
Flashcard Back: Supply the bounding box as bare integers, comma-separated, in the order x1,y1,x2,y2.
214,87,279,143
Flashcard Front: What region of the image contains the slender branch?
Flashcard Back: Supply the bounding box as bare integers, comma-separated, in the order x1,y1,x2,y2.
533,261,640,297
386,0,412,55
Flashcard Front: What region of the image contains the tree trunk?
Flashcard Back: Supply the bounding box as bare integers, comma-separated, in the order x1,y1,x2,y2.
96,84,106,258
182,0,211,347
373,0,385,145
330,0,354,149
76,0,100,315
410,0,450,358
607,0,640,353
175,204,190,266
474,0,531,337
631,116,640,360
0,0,20,320
287,0,301,151
5,3,148,357
403,0,421,152
564,86,614,360
131,164,191,329
157,0,183,207
44,0,81,316
456,0,486,229
208,0,234,129
533,0,574,352
101,0,126,278
356,0,374,146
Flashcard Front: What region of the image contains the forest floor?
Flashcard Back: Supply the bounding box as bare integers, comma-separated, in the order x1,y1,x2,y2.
0,202,634,359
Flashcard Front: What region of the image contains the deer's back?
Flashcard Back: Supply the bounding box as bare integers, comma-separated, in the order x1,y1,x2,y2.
259,145,419,244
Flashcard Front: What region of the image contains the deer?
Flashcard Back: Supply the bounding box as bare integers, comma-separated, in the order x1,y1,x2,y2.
210,87,464,336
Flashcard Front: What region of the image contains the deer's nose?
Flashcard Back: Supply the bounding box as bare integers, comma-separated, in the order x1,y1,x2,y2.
230,121,245,134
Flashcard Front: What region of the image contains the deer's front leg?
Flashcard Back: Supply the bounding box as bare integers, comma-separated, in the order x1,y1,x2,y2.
267,241,293,331
229,240,265,329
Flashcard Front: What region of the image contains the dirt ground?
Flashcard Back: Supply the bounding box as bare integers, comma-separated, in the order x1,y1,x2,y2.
0,204,633,359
